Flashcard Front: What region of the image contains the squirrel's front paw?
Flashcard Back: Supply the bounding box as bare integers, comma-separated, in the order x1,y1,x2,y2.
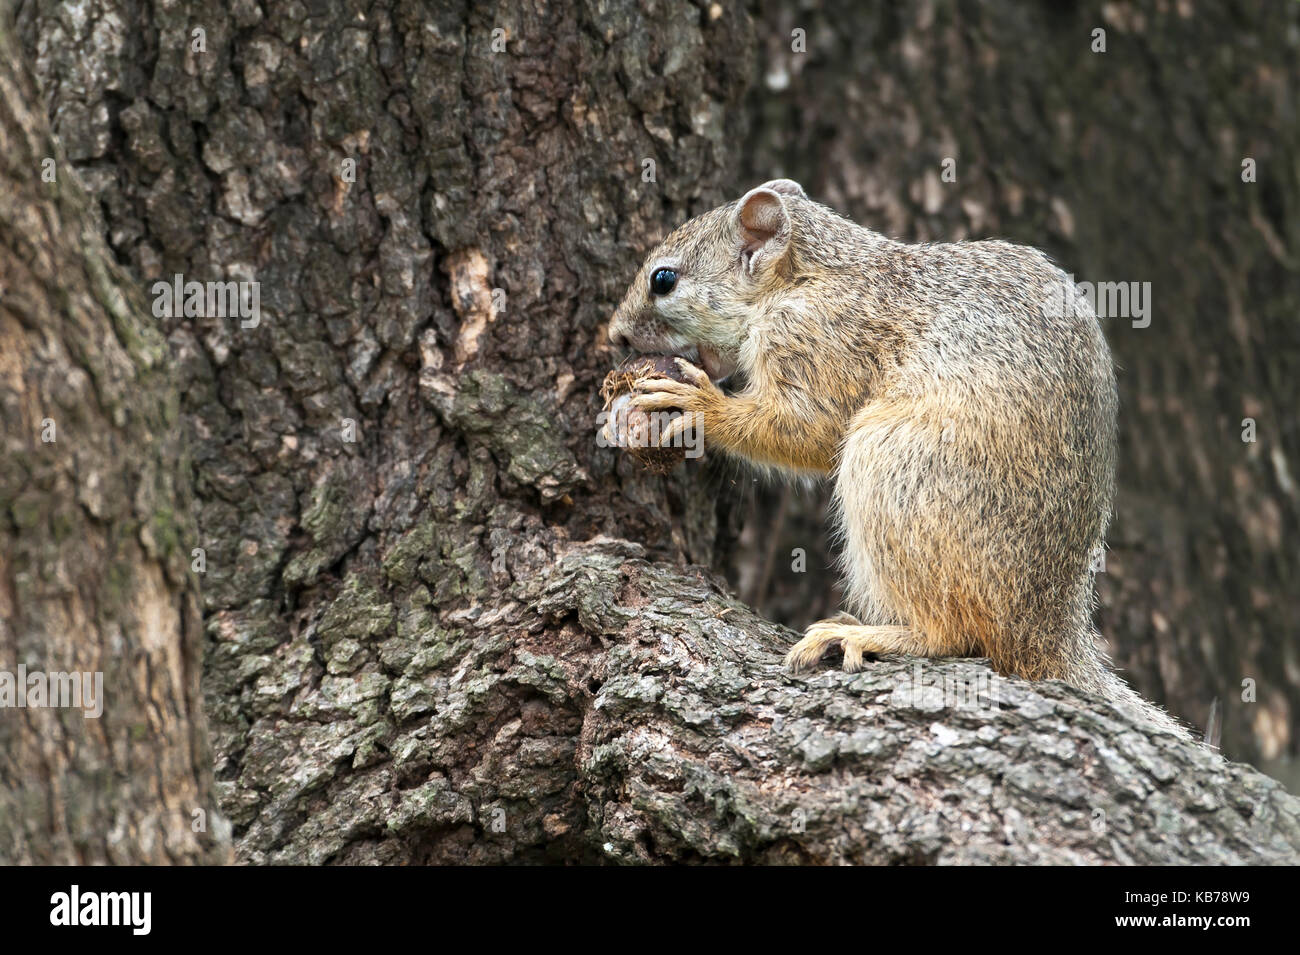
630,357,720,410
629,358,723,443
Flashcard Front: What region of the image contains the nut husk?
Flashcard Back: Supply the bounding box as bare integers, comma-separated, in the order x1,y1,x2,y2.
601,355,691,474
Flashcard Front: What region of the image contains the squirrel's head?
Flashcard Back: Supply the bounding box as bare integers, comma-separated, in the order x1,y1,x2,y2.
607,179,806,382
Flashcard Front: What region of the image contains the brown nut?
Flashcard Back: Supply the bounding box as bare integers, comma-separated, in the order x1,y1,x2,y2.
600,355,691,474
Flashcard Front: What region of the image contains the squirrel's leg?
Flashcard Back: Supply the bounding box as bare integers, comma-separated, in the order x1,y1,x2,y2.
631,358,841,473
784,622,914,673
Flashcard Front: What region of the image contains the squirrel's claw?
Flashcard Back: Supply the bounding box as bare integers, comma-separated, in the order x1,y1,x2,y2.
785,620,912,673
657,411,701,446
784,623,848,672
629,379,691,412
629,362,723,434
631,368,719,409
672,357,714,388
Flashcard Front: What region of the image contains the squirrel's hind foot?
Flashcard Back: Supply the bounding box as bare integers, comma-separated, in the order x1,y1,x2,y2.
785,617,913,673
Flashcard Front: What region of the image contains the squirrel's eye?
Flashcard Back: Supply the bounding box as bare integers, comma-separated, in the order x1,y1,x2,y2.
650,268,678,296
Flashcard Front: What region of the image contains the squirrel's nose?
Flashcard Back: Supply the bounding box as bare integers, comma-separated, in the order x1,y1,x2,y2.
608,325,631,348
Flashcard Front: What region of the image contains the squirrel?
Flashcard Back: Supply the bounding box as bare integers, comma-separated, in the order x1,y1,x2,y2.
607,178,1189,739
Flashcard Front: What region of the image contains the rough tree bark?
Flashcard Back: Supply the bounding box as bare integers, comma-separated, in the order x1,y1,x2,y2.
0,17,229,864
9,0,1299,864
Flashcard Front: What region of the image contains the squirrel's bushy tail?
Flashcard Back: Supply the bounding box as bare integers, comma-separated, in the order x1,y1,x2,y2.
1075,655,1193,741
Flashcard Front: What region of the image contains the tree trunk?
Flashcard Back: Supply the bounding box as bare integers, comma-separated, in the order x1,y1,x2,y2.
10,0,1299,864
0,18,228,864
15,0,757,863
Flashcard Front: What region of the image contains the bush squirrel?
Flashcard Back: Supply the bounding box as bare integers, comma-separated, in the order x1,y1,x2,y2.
607,179,1188,739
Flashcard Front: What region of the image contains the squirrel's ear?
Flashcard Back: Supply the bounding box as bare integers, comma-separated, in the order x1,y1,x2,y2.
736,187,791,275
755,178,807,200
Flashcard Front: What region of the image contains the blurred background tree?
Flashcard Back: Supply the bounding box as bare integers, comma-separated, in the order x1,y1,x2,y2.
733,0,1299,782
